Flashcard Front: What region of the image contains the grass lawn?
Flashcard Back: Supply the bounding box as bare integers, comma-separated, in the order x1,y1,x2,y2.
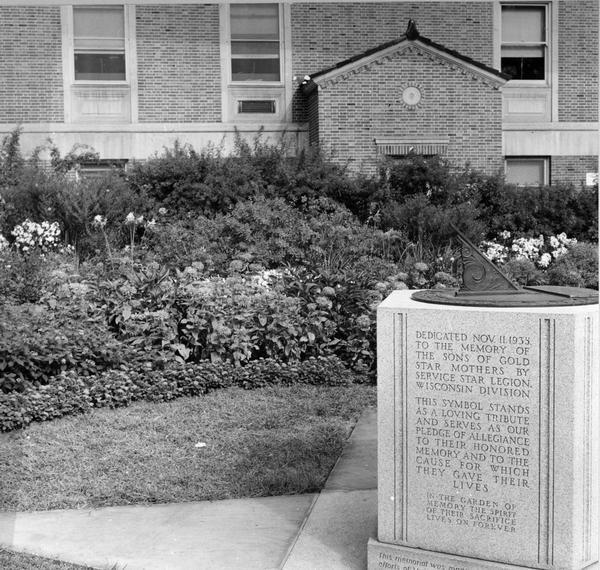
0,549,94,570
0,383,375,511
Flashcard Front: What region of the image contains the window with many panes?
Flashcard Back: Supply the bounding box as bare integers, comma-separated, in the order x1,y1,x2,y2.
505,157,550,186
501,4,547,80
74,5,126,81
230,4,280,82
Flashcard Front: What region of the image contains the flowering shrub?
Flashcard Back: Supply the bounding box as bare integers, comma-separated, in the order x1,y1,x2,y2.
122,211,157,261
0,138,596,433
480,231,577,269
511,235,545,264
11,219,61,254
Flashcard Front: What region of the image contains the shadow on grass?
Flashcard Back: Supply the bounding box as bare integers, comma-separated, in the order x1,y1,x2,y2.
229,420,348,497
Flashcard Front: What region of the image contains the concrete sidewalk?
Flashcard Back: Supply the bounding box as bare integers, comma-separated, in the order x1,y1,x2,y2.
0,408,377,570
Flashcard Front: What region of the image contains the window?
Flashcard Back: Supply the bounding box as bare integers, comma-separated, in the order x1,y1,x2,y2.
237,100,276,114
505,157,549,186
77,159,128,180
74,6,126,81
501,5,547,80
375,139,449,157
230,4,280,82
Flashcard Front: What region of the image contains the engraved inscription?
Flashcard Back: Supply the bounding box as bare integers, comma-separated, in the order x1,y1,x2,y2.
377,551,467,570
410,327,536,539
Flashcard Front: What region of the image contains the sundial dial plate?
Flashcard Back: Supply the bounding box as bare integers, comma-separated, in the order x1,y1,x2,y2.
411,226,598,307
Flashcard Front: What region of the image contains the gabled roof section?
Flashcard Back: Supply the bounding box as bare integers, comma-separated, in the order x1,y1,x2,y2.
302,20,509,92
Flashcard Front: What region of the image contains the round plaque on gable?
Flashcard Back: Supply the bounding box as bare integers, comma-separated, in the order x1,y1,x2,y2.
401,85,422,107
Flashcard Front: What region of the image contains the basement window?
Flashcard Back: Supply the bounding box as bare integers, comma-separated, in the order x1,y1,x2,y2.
78,159,128,180
505,157,549,186
237,100,276,114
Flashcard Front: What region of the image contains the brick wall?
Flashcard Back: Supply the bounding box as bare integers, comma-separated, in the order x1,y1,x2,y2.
136,5,221,123
552,156,598,187
0,7,63,123
313,45,503,175
291,2,493,122
558,0,599,122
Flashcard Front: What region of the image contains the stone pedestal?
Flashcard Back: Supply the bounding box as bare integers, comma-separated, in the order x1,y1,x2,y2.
368,290,599,570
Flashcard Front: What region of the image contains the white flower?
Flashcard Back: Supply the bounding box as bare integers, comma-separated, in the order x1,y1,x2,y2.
537,252,552,268
125,212,136,224
146,219,157,229
158,207,168,216
11,219,61,254
92,215,107,229
480,240,508,263
136,215,144,225
552,245,568,259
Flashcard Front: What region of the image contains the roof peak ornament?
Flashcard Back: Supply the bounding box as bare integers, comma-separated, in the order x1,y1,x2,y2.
406,19,420,41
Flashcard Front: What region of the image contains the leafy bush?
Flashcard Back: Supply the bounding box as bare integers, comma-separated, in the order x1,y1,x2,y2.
0,251,50,304
0,166,65,235
385,154,453,200
481,183,598,242
140,218,218,270
173,275,336,364
46,174,154,255
502,258,545,286
0,302,128,392
377,155,597,256
126,136,298,214
144,196,390,274
546,242,599,289
90,262,341,365
379,157,494,250
282,267,378,374
0,356,357,431
380,194,486,254
0,127,25,188
126,135,378,217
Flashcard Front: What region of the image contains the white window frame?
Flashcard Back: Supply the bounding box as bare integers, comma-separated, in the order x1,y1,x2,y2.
505,156,550,186
499,2,550,86
68,5,131,86
219,3,291,123
226,3,284,87
61,5,137,123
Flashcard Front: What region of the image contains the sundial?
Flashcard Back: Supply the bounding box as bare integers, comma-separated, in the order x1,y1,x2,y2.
412,226,598,307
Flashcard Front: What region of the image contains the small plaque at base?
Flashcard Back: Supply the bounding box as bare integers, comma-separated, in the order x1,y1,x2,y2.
368,539,599,570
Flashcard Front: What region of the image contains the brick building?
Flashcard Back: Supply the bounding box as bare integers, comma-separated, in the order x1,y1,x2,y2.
0,0,598,186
